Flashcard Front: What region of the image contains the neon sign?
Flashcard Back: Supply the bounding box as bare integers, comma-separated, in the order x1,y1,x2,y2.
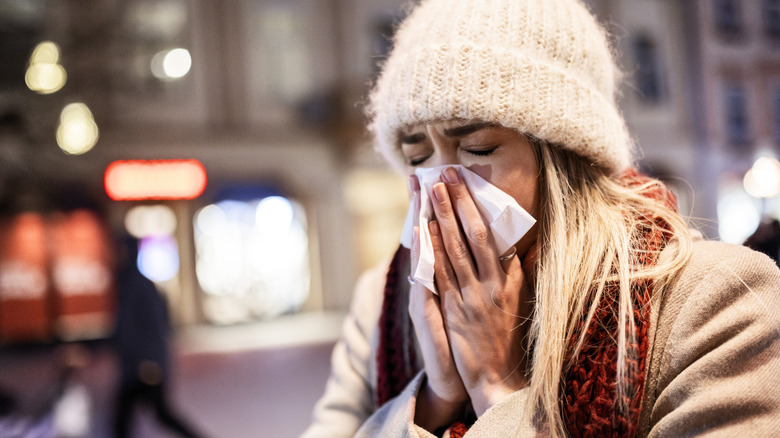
105,159,207,201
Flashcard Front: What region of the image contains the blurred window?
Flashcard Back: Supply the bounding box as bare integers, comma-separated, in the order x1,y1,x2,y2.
765,0,780,39
714,0,742,36
724,83,750,146
633,35,663,104
253,4,312,105
193,194,310,324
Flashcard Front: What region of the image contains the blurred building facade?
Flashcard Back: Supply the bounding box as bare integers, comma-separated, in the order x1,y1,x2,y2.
0,0,412,332
686,0,780,242
0,0,778,333
589,0,700,217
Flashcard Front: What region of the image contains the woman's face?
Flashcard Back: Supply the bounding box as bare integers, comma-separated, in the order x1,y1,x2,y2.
400,120,540,256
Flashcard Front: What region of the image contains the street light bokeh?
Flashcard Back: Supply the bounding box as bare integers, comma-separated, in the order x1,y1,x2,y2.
744,157,780,199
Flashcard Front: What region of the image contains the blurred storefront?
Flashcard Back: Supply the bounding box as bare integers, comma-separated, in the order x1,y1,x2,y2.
0,208,116,345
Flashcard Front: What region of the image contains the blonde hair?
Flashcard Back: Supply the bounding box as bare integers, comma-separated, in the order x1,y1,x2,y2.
526,140,693,436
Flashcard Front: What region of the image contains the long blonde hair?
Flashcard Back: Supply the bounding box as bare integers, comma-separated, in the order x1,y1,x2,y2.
526,140,693,436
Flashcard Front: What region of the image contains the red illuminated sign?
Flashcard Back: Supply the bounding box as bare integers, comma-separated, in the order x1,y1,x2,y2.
105,159,207,201
0,209,117,344
0,213,52,343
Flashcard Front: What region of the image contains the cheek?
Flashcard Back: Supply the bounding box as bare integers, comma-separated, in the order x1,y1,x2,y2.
466,163,493,181
467,157,539,218
508,178,540,218
484,169,538,222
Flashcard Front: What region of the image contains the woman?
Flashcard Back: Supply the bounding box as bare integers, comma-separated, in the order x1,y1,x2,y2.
302,0,780,436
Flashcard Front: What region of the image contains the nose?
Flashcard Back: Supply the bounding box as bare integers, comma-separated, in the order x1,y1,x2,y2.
427,150,459,167
424,125,459,167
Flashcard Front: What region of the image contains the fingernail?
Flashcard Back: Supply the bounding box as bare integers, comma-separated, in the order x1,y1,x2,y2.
443,167,459,184
429,220,439,235
433,183,446,203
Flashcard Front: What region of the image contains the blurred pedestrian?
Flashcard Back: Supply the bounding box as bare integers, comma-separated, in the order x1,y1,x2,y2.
113,236,204,438
744,218,780,265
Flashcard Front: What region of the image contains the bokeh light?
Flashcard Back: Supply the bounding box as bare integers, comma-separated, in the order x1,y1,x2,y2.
194,196,310,323
138,236,179,282
124,205,177,239
25,41,67,94
56,103,99,155
255,196,294,238
718,186,762,244
744,157,780,198
151,48,192,80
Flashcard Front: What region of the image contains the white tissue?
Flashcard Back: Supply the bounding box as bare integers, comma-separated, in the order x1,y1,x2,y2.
401,165,536,293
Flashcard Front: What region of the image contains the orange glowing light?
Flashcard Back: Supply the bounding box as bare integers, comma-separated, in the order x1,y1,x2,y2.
105,159,207,201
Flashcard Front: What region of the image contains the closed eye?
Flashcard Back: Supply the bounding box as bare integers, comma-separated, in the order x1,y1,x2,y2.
408,155,431,166
464,146,498,157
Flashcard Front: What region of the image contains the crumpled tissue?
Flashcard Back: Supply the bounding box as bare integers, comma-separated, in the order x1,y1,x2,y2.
401,165,536,293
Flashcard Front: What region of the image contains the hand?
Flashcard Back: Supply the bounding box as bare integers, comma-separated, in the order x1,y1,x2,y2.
429,167,534,416
407,175,469,431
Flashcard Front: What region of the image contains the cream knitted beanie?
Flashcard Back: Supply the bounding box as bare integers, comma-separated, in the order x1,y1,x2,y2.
367,0,634,174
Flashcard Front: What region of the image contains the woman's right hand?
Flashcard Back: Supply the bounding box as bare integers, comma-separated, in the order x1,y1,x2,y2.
407,175,469,431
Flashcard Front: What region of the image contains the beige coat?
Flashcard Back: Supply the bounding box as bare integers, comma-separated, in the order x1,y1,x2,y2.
301,240,780,437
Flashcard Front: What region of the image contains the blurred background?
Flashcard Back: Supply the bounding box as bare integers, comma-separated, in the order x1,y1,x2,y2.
0,0,778,437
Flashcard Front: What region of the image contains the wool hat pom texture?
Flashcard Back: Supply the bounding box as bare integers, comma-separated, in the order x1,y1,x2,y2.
367,0,634,174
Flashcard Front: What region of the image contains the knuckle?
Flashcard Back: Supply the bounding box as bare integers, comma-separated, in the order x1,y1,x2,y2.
450,239,471,261
436,207,455,223
434,263,455,284
443,305,466,324
468,224,490,244
452,187,469,201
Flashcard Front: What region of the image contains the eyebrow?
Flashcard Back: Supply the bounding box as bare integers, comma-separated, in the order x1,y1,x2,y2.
443,122,494,137
400,133,426,144
401,122,494,144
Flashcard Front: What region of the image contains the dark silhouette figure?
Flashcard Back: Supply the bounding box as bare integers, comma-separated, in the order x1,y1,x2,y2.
113,237,204,438
744,219,780,266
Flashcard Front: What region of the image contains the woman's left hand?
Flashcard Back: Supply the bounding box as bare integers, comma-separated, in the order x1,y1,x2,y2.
428,167,535,416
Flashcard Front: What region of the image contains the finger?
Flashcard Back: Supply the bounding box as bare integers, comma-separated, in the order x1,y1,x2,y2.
410,175,421,273
408,278,442,330
408,280,446,372
430,181,477,286
500,244,530,296
407,251,451,377
407,281,468,405
498,245,517,273
441,167,500,279
429,220,463,308
499,243,535,321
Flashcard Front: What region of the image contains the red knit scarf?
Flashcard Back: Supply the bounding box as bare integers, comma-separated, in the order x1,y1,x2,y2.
375,170,677,437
